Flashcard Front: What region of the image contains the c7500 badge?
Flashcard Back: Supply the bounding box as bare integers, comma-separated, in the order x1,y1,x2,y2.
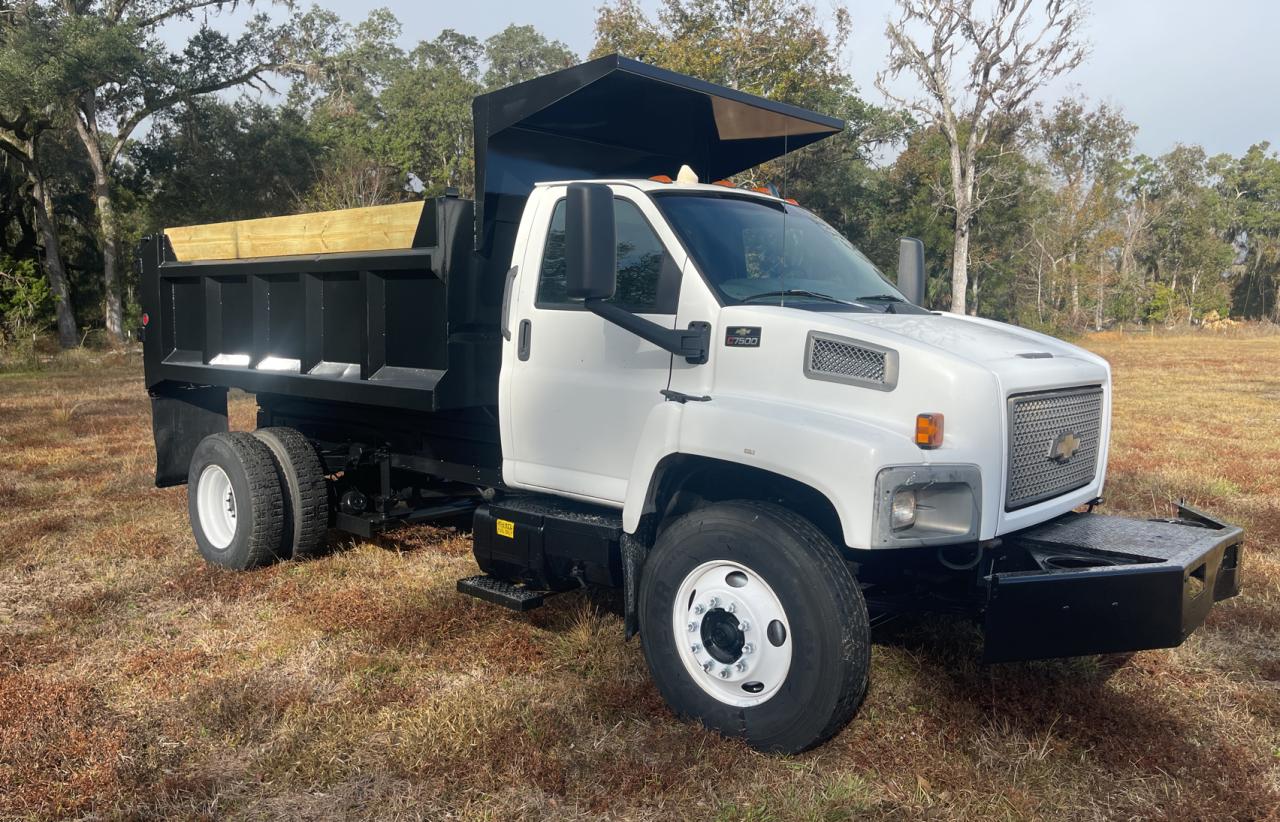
725,326,761,347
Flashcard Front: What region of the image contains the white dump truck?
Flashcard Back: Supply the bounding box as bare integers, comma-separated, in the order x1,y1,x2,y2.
141,55,1243,752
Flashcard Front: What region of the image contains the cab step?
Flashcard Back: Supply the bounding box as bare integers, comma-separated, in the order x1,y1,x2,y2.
457,575,549,611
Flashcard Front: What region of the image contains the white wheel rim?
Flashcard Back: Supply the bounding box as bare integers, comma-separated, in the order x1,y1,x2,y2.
196,464,237,550
672,560,792,708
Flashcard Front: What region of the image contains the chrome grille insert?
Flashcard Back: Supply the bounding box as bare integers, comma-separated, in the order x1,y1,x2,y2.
1006,386,1103,510
804,332,898,391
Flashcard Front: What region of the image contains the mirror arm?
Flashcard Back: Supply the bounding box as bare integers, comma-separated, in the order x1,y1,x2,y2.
585,299,709,365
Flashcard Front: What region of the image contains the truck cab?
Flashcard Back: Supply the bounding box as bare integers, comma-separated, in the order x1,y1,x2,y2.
500,179,1112,550
139,54,1243,754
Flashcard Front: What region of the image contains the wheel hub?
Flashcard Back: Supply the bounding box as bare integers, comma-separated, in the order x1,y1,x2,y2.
673,560,792,707
700,608,745,663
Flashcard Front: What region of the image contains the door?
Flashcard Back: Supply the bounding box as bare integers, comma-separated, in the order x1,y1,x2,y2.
503,187,684,504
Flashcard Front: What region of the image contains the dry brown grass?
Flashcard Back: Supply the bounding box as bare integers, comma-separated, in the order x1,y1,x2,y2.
0,335,1277,820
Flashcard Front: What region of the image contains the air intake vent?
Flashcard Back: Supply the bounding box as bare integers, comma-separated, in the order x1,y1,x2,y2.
804,332,898,391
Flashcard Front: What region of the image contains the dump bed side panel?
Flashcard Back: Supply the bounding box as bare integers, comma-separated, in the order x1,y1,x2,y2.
141,197,498,414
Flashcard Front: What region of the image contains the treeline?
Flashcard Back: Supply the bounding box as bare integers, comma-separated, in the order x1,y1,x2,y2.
2,0,1278,356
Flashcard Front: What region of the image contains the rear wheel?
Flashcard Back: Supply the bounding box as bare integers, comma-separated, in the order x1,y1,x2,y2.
253,427,330,560
639,500,870,753
187,432,284,570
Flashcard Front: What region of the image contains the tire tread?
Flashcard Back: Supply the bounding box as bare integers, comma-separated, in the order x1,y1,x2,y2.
253,427,330,560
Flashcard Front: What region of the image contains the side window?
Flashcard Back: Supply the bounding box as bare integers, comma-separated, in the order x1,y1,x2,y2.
536,198,679,313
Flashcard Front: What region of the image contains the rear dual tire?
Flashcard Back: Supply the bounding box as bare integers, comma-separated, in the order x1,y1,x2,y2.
252,427,330,561
187,428,329,570
188,432,285,570
639,501,870,754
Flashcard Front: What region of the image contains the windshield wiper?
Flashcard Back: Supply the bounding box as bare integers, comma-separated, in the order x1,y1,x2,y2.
739,289,862,307
854,293,909,313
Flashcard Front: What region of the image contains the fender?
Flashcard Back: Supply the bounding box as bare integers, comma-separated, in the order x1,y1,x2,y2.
622,393,927,549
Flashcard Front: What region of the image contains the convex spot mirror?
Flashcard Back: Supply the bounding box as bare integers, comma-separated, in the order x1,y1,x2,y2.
565,183,617,301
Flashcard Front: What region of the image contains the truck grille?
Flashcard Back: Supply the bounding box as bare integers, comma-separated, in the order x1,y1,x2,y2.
1006,386,1103,510
804,332,898,391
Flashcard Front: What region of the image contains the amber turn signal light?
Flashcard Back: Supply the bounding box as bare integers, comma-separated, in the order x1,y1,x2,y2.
915,413,943,449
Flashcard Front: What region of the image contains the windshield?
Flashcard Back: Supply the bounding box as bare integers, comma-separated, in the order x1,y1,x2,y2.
652,192,904,308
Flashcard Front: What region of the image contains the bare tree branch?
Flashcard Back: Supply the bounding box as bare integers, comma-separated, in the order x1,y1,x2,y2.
104,60,272,167
875,0,1088,314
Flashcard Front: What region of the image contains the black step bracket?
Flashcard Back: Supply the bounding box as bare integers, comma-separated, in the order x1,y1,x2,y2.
457,574,549,611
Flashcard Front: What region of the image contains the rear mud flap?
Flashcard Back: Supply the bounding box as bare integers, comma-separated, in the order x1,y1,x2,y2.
149,383,228,487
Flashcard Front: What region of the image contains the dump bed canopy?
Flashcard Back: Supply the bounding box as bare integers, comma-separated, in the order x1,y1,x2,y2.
472,53,843,252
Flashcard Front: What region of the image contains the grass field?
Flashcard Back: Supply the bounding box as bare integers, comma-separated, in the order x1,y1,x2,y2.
1,332,1277,820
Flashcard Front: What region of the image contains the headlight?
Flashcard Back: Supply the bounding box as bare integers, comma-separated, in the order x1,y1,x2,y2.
873,465,982,547
891,488,917,530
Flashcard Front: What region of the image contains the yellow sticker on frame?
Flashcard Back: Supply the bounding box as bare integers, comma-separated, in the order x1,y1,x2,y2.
496,519,515,538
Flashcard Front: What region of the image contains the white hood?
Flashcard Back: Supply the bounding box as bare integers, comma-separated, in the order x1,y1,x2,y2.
846,312,1090,365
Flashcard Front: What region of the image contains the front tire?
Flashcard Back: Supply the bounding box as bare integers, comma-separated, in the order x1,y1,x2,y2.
187,432,284,570
638,501,870,753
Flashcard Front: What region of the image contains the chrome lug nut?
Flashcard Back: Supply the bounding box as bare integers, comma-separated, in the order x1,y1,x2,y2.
691,643,702,653
693,603,706,615
687,621,697,632
738,621,750,632
719,667,731,679
708,596,720,608
735,660,747,672
726,602,736,613
702,660,714,673
742,643,755,655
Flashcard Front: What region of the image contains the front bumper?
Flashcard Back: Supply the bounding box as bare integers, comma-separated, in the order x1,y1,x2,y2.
983,504,1243,662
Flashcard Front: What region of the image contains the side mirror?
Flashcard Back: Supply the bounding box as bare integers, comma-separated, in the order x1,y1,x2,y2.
565,183,616,301
897,237,926,306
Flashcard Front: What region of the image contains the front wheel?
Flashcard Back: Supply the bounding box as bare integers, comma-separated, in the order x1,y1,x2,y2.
639,501,870,753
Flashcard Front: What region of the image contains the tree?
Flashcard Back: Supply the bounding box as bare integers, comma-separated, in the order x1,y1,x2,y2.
881,122,1041,317
877,0,1088,315
284,9,415,206
378,33,483,197
63,0,295,344
1218,143,1280,320
594,0,856,112
1030,97,1135,328
593,0,902,254
1141,146,1234,323
129,98,318,227
0,4,86,347
0,155,39,263
482,24,575,90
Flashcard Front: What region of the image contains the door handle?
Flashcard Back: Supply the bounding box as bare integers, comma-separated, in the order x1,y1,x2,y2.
518,319,532,361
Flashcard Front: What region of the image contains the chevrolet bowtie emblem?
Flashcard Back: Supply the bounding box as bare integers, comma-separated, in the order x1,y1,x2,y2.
1048,431,1082,463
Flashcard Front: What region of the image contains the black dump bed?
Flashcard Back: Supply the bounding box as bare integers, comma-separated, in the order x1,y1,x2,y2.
141,54,841,413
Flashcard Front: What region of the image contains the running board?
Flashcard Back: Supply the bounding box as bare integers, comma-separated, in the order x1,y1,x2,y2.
457,575,549,611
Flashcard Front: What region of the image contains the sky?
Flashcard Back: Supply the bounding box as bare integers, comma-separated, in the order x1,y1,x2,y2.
167,0,1279,160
